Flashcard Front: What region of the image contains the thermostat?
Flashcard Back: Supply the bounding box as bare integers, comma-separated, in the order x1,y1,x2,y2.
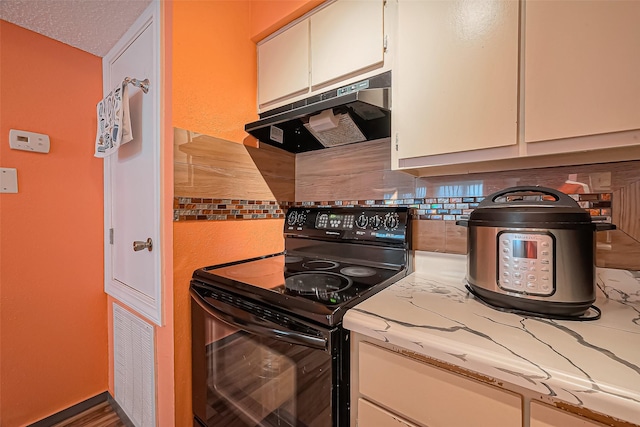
9,129,50,153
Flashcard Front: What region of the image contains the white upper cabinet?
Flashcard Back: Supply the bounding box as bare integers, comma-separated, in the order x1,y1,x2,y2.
256,0,389,112
524,0,640,143
394,0,519,160
258,19,310,108
310,0,385,88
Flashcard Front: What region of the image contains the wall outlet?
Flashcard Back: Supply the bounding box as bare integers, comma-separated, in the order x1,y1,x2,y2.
589,172,612,191
0,168,18,193
9,129,50,153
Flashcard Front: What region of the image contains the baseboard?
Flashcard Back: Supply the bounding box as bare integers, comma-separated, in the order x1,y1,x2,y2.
27,391,135,427
28,392,109,427
108,394,136,427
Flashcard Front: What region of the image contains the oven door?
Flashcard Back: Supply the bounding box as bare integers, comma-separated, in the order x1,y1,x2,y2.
191,282,348,427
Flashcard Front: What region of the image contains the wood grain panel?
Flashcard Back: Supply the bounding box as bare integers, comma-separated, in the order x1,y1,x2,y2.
296,169,415,202
445,221,467,255
175,163,295,201
616,181,640,242
296,139,391,177
596,229,640,271
296,139,415,201
174,129,295,200
412,219,446,253
415,160,640,198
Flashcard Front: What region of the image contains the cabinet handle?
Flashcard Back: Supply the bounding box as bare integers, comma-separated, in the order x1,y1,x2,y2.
133,238,153,252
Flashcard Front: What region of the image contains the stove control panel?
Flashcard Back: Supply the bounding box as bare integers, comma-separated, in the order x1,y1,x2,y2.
284,207,409,244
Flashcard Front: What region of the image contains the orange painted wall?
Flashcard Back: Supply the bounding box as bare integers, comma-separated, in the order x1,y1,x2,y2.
250,0,324,41
172,1,257,143
170,1,317,424
0,20,107,426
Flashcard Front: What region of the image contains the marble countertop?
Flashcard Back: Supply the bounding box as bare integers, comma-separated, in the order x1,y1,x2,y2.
344,252,640,425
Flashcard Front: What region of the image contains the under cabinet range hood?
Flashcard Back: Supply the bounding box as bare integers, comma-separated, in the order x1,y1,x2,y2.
245,71,391,153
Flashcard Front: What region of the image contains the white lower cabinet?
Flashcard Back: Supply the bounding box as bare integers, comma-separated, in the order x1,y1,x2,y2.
530,401,608,427
357,398,418,427
353,339,522,426
350,334,635,427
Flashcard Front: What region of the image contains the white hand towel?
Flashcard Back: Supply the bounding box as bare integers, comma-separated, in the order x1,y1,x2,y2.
94,82,133,158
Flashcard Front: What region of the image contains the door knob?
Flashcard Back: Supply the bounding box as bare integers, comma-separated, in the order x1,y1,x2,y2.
133,238,153,252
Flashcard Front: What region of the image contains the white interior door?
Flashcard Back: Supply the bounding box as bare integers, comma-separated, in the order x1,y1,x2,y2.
103,2,162,325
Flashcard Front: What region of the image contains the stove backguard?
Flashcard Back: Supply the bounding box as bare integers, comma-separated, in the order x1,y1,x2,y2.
283,206,413,274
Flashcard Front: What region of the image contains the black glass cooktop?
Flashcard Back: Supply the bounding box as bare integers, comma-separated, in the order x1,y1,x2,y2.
192,252,405,326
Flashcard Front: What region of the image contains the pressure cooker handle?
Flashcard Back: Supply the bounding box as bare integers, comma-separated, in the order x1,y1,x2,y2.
480,186,579,208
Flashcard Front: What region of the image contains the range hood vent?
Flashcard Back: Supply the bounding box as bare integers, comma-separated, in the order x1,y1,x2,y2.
245,71,391,153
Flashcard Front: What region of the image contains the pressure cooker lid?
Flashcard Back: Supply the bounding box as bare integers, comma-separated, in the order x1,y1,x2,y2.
467,186,595,229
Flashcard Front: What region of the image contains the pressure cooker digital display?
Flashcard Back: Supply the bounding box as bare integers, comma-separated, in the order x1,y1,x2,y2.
497,232,554,296
512,240,537,259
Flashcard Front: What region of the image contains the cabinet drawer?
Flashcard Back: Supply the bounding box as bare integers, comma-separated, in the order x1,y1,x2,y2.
358,398,418,427
358,342,522,427
530,401,607,427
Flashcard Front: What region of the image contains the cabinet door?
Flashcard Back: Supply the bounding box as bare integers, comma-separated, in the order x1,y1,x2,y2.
104,4,163,325
358,398,419,427
395,0,519,160
530,401,607,427
310,0,384,87
258,19,309,108
358,342,522,427
524,1,640,143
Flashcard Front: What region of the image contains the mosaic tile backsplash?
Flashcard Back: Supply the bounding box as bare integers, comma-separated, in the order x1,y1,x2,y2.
174,193,613,222
174,199,292,221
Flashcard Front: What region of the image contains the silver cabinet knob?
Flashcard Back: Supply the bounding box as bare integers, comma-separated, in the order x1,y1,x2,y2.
133,238,153,252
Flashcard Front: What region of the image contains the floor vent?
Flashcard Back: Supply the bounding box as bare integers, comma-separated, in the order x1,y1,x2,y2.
113,303,156,427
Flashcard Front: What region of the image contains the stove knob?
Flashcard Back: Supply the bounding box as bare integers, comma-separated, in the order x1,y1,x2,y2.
287,211,298,225
355,214,368,229
297,212,307,225
370,215,382,230
384,213,399,231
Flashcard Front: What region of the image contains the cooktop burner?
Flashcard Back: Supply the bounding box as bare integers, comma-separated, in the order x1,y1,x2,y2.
286,272,353,297
340,266,376,277
302,260,339,270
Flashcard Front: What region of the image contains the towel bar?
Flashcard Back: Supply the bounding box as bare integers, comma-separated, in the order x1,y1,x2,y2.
124,77,150,94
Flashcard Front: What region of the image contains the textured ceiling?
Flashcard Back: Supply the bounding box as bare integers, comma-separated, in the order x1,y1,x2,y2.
0,0,153,57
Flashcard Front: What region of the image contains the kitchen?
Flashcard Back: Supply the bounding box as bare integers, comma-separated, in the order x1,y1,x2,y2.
1,1,639,427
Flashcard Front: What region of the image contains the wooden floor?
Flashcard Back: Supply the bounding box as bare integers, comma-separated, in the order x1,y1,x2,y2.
52,401,126,427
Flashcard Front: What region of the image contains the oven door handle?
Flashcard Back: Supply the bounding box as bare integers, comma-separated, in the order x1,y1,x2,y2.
190,288,328,351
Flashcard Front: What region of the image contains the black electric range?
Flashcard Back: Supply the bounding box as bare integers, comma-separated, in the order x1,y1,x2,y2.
190,207,411,427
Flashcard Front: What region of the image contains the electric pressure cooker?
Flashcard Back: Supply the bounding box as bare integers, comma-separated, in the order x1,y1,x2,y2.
457,186,615,318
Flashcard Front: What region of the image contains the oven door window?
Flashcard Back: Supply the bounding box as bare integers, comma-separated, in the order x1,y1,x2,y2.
192,303,333,427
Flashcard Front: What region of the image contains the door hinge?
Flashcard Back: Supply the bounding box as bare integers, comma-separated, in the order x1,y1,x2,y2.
384,35,388,52
109,228,114,245
395,133,399,151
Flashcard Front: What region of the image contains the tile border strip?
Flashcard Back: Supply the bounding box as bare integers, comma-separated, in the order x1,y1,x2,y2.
174,193,612,222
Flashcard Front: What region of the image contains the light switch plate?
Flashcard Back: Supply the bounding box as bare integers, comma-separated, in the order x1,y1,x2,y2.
9,129,50,153
0,168,18,193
